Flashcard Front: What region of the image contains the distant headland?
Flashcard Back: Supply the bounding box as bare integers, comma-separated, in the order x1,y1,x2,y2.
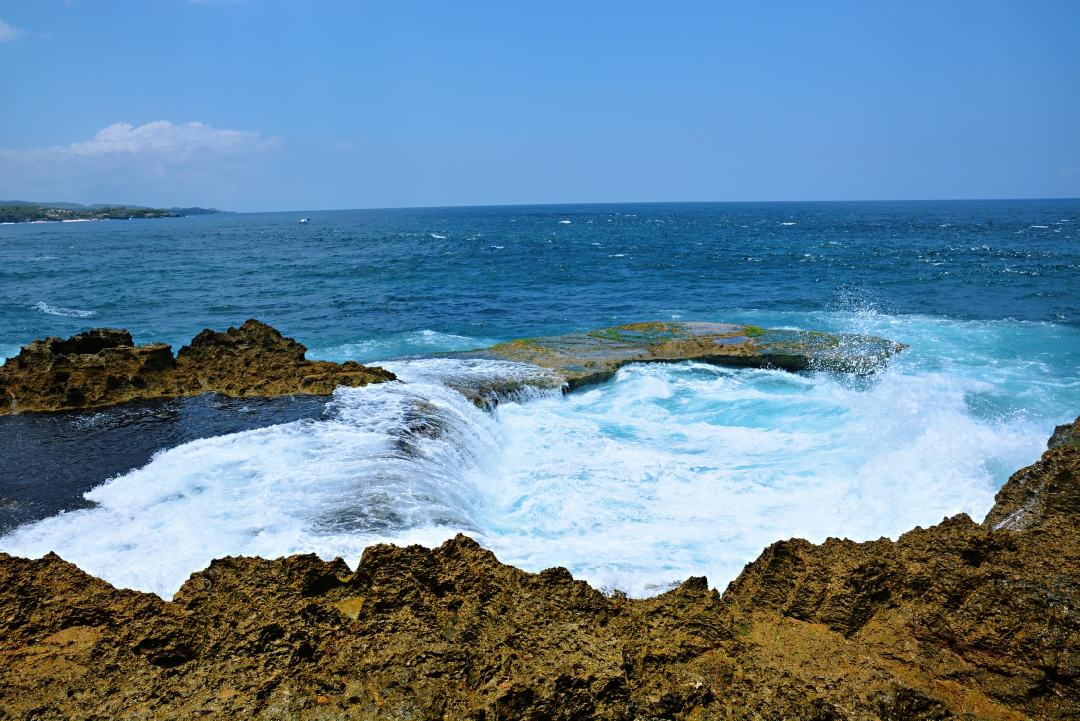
0,200,231,224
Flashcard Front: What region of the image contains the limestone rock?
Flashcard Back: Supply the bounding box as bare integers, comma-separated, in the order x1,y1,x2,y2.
0,319,396,414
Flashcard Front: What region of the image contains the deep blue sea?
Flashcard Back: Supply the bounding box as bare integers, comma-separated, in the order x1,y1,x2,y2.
2,200,1079,598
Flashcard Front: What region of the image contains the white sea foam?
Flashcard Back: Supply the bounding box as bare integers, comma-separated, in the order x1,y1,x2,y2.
1,375,498,598
1,317,1074,600
33,301,96,318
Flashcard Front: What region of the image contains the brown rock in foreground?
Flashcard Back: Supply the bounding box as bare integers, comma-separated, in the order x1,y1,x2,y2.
2,420,1079,719
0,319,396,414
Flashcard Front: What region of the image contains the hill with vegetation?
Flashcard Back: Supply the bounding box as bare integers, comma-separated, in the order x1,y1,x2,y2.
0,201,232,222
0,205,181,223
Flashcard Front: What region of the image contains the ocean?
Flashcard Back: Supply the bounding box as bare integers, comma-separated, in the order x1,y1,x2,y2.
1,200,1078,599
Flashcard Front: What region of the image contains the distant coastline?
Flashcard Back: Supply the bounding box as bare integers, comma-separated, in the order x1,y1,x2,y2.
0,201,231,224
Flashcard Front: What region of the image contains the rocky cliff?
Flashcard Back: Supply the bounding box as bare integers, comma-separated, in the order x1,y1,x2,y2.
1,418,1077,719
0,320,396,414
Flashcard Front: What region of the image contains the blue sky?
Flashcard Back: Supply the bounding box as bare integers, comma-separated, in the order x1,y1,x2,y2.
1,1,1077,211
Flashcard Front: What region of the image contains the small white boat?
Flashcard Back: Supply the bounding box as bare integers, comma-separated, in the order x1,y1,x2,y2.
299,218,309,224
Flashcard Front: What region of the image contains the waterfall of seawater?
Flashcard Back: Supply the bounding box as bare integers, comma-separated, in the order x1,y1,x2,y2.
3,313,1077,600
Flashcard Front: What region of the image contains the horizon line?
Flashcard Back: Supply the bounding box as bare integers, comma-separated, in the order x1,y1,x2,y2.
4,196,1078,216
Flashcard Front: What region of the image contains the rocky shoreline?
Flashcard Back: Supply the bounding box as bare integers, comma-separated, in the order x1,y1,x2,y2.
2,321,1074,719
0,320,396,415
1,418,1077,719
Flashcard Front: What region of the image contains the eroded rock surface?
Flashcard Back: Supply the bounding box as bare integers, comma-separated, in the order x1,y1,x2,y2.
445,321,906,391
0,320,396,414
1049,418,1079,450
2,418,1078,719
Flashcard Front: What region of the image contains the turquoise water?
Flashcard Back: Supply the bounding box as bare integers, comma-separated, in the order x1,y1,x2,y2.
2,201,1079,597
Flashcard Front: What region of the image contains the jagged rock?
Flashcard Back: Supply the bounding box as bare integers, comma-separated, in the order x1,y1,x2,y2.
982,416,1080,531
444,321,906,391
2,428,1079,718
0,319,396,414
1050,415,1080,450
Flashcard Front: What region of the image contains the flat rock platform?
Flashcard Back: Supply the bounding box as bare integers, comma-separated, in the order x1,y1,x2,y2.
439,321,906,391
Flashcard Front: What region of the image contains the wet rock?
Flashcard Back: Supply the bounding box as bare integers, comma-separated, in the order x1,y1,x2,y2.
2,424,1079,718
1049,414,1080,450
444,321,906,391
0,319,396,414
983,418,1080,531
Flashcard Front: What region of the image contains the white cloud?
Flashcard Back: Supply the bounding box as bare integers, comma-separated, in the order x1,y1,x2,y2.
0,120,284,208
66,120,279,159
0,19,25,42
0,120,282,164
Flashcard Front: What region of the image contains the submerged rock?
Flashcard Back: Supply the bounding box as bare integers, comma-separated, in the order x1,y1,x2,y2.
444,321,906,391
0,319,396,414
2,418,1077,719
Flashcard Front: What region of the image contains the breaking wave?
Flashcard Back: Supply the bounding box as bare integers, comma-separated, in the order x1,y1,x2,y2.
33,301,96,318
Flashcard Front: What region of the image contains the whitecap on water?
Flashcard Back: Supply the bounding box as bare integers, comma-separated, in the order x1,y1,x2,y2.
33,301,96,318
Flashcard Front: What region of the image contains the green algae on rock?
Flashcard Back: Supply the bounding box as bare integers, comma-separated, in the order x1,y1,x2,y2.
2,418,1077,720
440,321,906,391
0,319,396,415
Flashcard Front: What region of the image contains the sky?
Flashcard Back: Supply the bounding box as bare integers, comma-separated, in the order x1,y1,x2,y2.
0,1,1078,212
